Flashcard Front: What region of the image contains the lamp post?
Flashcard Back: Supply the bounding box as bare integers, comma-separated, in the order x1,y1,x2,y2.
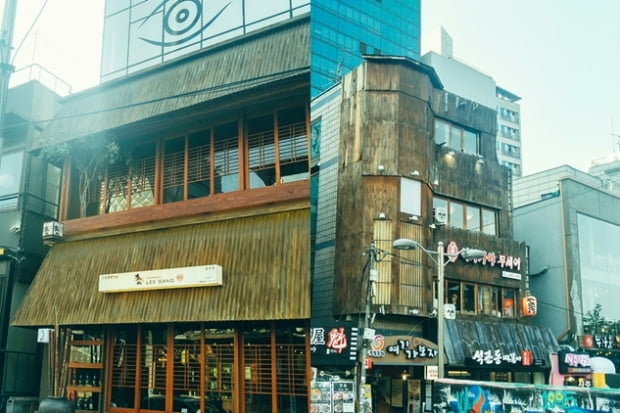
392,238,484,379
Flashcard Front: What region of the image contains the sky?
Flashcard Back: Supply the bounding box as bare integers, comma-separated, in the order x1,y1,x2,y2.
3,0,620,175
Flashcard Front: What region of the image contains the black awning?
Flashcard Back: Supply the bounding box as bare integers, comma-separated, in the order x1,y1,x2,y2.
444,319,560,368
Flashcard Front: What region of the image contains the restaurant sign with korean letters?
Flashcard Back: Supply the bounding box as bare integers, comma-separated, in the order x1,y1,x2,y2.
99,265,223,293
466,349,545,367
310,320,359,366
367,335,439,365
449,241,522,272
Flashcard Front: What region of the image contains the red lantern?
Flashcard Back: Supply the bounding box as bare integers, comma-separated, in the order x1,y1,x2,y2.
521,296,537,317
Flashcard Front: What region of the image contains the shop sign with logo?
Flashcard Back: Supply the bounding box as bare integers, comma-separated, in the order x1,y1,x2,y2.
467,349,545,367
558,351,592,374
367,335,438,365
451,240,521,271
99,265,223,292
310,321,359,366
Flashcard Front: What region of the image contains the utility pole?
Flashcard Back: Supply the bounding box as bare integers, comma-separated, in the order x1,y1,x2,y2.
356,241,376,413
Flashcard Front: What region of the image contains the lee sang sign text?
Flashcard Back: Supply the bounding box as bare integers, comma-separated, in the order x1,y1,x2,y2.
99,265,222,293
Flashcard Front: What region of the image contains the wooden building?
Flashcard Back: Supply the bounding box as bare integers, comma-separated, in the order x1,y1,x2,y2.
310,56,559,411
13,16,311,413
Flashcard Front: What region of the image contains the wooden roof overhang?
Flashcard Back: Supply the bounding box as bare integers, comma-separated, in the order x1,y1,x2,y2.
12,205,310,327
32,15,310,149
444,319,560,367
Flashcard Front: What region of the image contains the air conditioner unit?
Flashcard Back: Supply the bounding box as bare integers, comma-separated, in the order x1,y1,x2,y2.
6,397,38,413
433,207,447,225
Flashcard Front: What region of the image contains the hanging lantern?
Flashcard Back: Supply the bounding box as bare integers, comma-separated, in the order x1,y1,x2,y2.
522,296,537,317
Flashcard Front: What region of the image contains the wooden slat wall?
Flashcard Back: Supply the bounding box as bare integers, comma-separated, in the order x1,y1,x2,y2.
33,17,310,149
12,207,310,326
398,223,427,311
373,219,393,305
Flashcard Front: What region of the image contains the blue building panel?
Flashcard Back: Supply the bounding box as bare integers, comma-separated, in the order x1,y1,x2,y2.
310,0,421,96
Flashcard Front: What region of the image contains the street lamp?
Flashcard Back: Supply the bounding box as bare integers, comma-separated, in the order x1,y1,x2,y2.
392,238,484,378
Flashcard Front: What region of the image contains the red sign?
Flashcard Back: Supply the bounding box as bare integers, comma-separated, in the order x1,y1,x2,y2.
446,241,459,263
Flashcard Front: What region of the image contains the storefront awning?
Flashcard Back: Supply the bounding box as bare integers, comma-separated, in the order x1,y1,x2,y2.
444,319,560,367
12,207,309,326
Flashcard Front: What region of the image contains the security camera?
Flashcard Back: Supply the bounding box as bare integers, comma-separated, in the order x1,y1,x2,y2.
9,225,20,233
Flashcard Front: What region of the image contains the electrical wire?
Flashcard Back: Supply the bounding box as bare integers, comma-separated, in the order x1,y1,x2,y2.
11,0,49,65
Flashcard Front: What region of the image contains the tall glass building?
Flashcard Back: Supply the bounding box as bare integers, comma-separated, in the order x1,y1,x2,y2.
310,0,421,96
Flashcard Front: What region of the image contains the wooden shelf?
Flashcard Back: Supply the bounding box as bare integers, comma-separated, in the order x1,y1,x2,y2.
71,340,104,346
68,385,102,392
69,362,103,369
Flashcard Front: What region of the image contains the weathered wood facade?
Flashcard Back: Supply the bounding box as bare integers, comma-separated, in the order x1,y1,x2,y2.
311,56,558,390
14,16,312,413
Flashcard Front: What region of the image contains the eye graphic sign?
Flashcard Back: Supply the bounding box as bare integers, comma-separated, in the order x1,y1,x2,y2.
101,0,310,81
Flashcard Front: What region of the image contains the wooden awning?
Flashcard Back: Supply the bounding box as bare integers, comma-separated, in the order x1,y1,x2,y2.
12,208,310,326
444,319,560,367
33,16,309,148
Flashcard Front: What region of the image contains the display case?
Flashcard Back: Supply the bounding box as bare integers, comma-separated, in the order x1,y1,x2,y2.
67,330,104,412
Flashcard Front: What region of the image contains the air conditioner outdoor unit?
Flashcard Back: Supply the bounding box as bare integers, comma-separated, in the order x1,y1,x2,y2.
6,397,38,413
433,206,447,225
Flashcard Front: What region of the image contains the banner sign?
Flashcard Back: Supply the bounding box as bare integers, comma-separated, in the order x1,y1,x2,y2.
310,320,359,366
99,265,223,293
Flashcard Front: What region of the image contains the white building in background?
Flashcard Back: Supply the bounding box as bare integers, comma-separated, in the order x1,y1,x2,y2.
421,27,523,177
588,152,620,194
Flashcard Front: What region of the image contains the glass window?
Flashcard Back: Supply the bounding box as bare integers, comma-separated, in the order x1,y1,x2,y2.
502,290,516,318
247,114,276,188
434,120,479,154
163,137,186,203
187,129,212,199
462,284,476,313
478,286,498,315
110,326,138,409
482,209,496,235
466,205,480,231
449,203,463,228
127,143,156,210
463,130,478,154
278,106,309,183
434,120,449,146
140,325,168,411
0,151,23,209
213,122,239,194
244,328,273,411
447,281,460,311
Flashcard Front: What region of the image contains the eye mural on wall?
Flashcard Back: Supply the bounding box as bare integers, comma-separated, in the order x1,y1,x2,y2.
140,0,232,47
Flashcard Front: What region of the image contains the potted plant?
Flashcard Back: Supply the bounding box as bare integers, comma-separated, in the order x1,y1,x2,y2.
582,304,606,348
39,134,120,218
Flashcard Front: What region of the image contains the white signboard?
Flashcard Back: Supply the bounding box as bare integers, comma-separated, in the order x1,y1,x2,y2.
37,328,52,343
502,270,522,281
99,265,222,293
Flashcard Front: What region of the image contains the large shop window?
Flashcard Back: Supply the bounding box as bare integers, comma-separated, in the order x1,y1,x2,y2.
108,323,308,413
445,280,517,318
65,105,308,219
